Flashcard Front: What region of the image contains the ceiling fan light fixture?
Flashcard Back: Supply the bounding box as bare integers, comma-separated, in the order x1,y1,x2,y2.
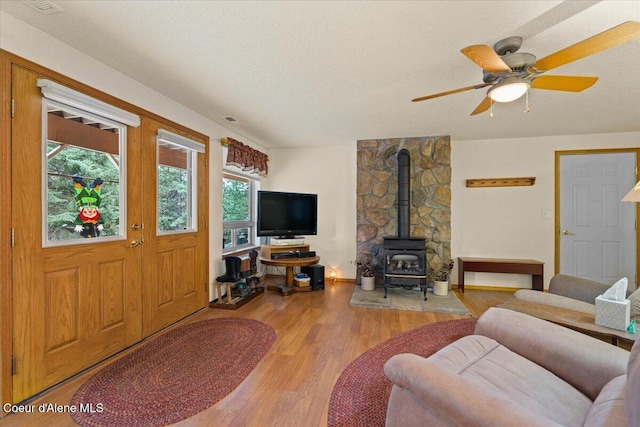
488,78,531,103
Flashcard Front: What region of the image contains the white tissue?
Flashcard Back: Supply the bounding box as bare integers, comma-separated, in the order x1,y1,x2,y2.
601,277,628,301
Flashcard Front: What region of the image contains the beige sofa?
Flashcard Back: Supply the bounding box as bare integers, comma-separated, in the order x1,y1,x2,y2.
384,307,638,427
514,274,640,321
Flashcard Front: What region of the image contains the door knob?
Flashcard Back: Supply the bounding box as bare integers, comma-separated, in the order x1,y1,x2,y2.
561,229,575,236
129,239,143,248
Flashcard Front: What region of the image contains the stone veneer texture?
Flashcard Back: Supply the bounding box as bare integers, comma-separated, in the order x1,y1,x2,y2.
356,136,451,283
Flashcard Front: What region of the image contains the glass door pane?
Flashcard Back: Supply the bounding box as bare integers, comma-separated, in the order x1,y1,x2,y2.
156,129,203,234
43,101,126,246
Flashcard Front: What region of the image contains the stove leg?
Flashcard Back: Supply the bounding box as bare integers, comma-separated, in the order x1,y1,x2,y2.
383,285,388,299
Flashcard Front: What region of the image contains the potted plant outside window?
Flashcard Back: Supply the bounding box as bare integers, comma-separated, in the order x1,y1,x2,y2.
357,256,376,291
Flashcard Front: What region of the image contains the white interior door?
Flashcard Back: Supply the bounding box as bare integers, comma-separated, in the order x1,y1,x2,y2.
559,152,637,288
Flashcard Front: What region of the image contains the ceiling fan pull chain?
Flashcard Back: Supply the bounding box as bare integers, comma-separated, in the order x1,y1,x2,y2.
524,91,530,113
489,99,494,118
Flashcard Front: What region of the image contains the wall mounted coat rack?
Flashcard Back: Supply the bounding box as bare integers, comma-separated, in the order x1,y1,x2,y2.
466,177,536,188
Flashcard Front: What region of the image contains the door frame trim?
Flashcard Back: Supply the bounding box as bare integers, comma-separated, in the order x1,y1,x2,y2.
0,51,13,413
0,49,209,410
554,148,640,285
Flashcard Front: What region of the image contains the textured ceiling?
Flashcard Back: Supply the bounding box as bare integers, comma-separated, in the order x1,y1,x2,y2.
1,0,639,148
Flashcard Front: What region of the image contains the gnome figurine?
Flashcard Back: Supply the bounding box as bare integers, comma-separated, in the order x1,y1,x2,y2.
73,174,105,238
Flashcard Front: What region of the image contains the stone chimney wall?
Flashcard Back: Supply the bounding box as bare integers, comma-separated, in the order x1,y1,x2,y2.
356,136,451,280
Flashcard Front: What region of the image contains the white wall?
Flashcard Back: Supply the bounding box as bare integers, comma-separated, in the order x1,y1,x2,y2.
266,145,357,280
452,132,640,289
0,12,269,299
4,11,638,291
268,133,639,287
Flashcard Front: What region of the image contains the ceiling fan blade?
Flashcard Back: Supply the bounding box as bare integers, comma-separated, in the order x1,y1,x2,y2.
470,97,492,116
460,45,511,73
534,21,640,71
531,75,598,92
412,83,490,102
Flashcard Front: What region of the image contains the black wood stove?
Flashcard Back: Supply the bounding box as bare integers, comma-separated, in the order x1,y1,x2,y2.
383,149,428,300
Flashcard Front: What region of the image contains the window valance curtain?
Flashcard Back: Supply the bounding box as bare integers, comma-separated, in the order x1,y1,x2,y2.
222,137,268,177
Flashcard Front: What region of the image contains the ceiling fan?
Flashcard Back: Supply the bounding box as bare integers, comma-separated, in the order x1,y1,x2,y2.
412,21,640,116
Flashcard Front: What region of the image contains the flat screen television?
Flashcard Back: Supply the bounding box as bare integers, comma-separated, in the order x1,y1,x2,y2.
257,190,318,238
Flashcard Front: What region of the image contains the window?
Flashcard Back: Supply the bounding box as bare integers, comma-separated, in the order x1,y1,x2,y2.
38,79,139,247
223,173,255,251
156,129,205,234
43,101,127,246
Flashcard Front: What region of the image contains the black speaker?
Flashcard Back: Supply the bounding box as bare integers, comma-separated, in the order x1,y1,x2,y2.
301,265,324,290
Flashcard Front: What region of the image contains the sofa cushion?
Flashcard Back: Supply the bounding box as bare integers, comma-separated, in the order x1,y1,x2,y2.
626,339,640,426
514,289,595,314
384,353,561,427
427,335,592,427
628,287,640,321
475,307,629,400
583,375,627,427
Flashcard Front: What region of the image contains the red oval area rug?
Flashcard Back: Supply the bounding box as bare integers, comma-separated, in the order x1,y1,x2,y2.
71,317,275,427
328,318,476,427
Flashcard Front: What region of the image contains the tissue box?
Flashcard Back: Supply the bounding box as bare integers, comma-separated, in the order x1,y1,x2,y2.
595,296,630,331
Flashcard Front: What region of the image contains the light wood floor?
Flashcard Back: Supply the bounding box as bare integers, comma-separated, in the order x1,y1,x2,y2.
1,280,512,427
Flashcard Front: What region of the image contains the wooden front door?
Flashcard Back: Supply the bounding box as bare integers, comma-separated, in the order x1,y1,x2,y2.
10,65,208,403
140,117,208,336
11,66,144,402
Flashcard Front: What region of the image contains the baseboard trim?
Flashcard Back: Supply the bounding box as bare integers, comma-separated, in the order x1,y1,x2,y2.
264,274,355,284
332,278,355,284
461,284,531,292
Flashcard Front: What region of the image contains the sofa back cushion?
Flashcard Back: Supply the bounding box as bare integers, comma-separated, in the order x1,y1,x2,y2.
626,339,640,426
549,274,611,303
628,287,640,321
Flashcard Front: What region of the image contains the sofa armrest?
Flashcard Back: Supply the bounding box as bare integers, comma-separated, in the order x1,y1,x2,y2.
476,307,629,400
549,274,612,303
384,353,562,427
514,289,595,314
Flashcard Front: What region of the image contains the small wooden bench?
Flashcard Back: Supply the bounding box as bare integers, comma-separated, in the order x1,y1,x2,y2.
210,253,262,310
210,279,264,310
215,281,235,304
458,257,544,293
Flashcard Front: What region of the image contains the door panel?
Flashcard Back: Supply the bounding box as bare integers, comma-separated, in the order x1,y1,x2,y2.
11,66,143,402
141,117,208,337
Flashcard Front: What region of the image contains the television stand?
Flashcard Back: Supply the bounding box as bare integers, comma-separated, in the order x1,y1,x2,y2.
260,244,319,296
260,244,311,259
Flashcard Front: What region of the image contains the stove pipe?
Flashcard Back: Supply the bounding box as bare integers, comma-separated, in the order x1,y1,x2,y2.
397,149,410,239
